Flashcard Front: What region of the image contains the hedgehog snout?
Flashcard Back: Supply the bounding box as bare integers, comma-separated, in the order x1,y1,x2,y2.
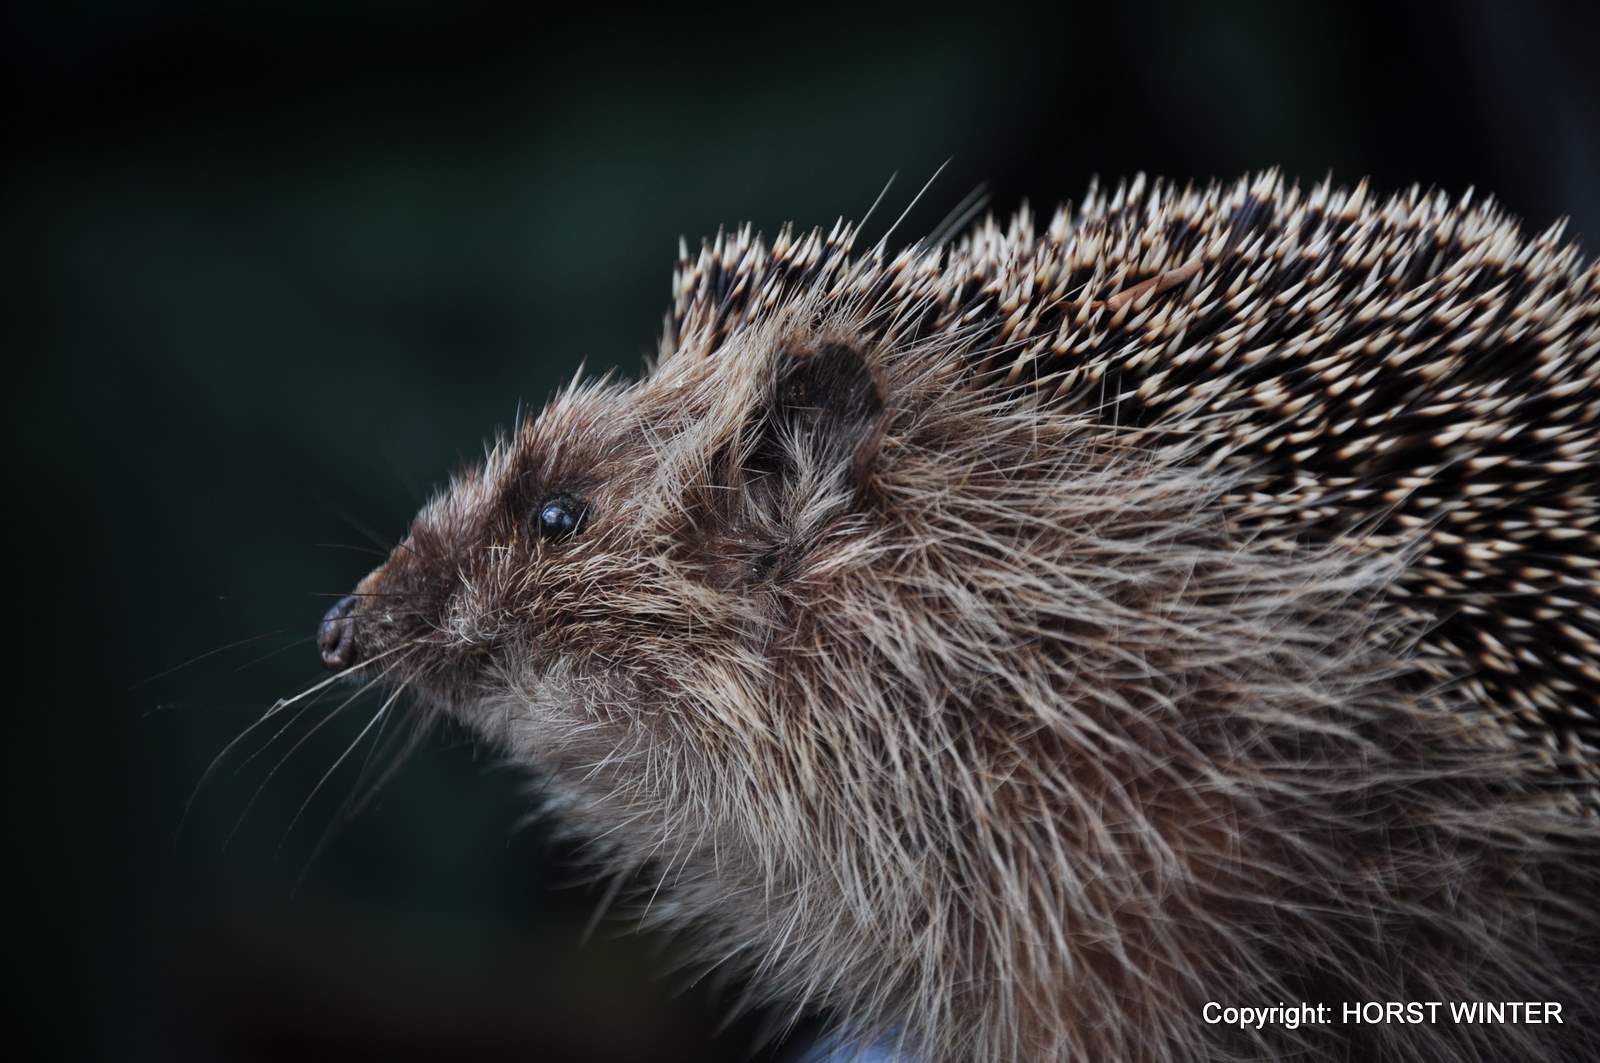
318,594,359,670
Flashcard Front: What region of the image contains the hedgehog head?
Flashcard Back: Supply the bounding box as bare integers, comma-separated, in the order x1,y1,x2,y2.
318,309,904,780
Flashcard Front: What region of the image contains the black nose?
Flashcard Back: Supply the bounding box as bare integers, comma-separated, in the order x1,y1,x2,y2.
318,594,359,670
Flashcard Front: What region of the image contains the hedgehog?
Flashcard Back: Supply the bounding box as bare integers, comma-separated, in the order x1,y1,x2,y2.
311,170,1600,1063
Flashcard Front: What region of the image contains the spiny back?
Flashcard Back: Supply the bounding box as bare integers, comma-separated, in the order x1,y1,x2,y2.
665,170,1600,791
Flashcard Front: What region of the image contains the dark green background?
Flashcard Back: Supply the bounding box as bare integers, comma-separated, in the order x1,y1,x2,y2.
13,2,1598,1060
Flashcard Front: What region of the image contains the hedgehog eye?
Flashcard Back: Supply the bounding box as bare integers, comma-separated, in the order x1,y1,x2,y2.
535,494,586,541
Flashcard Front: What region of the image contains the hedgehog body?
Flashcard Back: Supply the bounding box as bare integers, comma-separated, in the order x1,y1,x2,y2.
321,172,1600,1062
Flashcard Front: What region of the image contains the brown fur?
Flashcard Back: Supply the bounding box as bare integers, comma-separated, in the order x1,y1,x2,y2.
322,172,1600,1061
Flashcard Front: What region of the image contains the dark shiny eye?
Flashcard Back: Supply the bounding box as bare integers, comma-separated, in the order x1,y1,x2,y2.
536,494,586,541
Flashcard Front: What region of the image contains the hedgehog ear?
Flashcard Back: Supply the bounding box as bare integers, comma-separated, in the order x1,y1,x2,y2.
749,342,887,491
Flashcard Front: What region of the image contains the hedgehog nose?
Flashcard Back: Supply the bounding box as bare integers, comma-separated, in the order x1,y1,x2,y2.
318,595,359,670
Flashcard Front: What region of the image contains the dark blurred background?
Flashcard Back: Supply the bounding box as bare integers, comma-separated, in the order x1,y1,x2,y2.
11,1,1598,1060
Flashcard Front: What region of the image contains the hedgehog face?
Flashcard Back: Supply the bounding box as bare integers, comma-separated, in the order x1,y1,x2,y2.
316,375,653,719
318,333,890,773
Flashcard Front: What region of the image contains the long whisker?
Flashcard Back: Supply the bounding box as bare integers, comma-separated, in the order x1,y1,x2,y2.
228,688,332,778
317,498,393,552
341,696,436,822
174,682,326,844
315,542,391,558
291,672,441,891
142,702,267,719
280,680,408,852
346,688,402,795
232,634,317,674
175,640,421,842
268,642,414,713
220,646,418,850
313,590,416,599
132,627,295,690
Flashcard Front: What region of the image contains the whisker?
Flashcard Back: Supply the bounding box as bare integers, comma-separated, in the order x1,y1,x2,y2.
142,701,282,719
316,498,393,552
347,689,402,795
132,627,295,690
174,674,339,844
315,542,391,558
312,590,416,599
217,646,418,850
280,680,408,853
268,642,414,713
232,634,317,674
341,697,435,822
291,678,438,892
228,689,331,778
389,538,421,560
